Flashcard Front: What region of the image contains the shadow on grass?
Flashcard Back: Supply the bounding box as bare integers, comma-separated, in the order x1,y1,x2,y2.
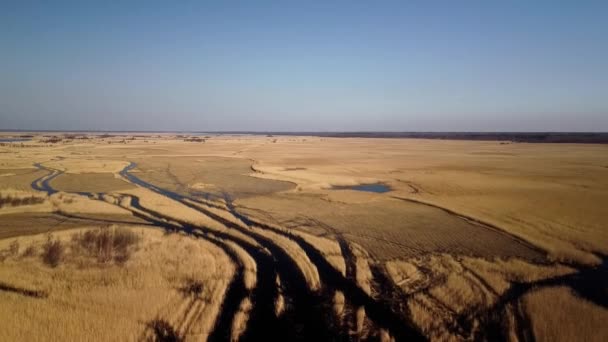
147,319,183,342
0,281,47,298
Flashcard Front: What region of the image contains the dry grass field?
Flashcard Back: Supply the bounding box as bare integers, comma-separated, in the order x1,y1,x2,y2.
0,227,235,341
0,133,606,341
50,172,136,193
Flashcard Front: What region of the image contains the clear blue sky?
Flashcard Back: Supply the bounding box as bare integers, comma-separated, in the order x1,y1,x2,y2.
1,1,607,131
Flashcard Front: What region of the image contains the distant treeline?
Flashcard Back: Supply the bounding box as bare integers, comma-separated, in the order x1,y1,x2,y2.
3,131,608,143
303,132,608,144
174,131,608,143
216,131,608,144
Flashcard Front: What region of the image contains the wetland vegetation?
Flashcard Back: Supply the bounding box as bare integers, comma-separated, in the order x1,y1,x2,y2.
0,133,606,341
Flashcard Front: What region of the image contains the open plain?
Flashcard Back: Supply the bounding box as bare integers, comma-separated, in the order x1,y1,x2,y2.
0,133,607,341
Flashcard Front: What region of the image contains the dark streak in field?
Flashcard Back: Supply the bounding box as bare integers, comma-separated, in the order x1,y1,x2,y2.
463,256,608,341
120,162,424,339
121,164,338,340
393,196,547,260
222,193,426,341
56,212,151,227
114,194,263,341
31,164,256,341
36,161,608,341
0,281,47,298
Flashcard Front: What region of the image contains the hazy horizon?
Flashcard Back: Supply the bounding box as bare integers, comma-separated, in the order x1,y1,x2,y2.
2,2,607,132
2,129,608,134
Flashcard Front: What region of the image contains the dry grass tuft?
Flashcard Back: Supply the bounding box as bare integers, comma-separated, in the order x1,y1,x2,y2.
351,243,373,295
8,239,20,257
223,240,257,290
41,234,64,267
0,190,49,214
71,226,141,263
355,307,366,336
293,230,346,276
0,195,45,208
147,319,183,342
230,298,253,341
178,278,204,298
333,291,345,318
274,275,285,317
21,244,37,258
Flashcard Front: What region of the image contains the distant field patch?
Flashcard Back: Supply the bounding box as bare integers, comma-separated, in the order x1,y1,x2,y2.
50,173,135,193
0,169,46,191
0,213,144,240
239,194,544,261
133,156,295,199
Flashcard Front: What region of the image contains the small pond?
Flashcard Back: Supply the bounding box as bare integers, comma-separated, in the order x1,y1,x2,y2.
332,183,391,193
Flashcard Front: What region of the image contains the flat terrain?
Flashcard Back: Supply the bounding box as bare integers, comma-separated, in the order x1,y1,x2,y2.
0,133,606,341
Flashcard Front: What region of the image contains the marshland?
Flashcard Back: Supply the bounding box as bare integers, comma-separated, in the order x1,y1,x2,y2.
0,133,606,341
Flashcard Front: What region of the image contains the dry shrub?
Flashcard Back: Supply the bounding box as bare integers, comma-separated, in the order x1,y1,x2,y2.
21,244,37,258
179,278,204,298
148,319,183,342
183,137,205,142
40,137,63,143
0,195,44,208
72,226,141,263
42,235,64,267
9,240,20,257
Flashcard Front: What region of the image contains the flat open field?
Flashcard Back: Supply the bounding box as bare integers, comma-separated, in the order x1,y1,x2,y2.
0,133,607,341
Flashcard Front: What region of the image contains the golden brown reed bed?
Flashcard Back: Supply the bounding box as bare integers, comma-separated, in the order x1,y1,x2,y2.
0,133,606,341
0,227,235,341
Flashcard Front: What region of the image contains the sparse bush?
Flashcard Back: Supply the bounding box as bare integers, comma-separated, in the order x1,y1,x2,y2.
179,278,204,297
9,240,20,257
73,226,141,263
183,137,205,142
0,195,45,208
21,244,37,258
148,319,183,342
42,235,64,267
40,137,63,144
